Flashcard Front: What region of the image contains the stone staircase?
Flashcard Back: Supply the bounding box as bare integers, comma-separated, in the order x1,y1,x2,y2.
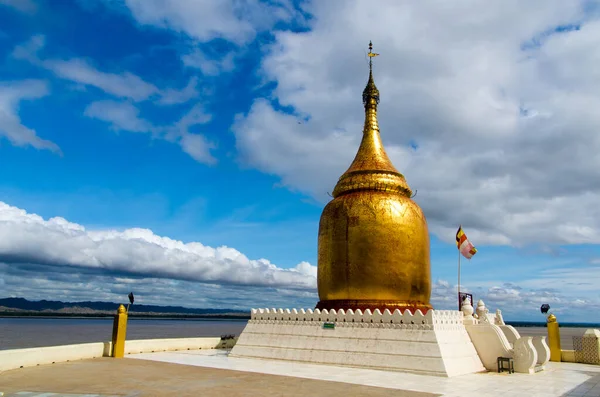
461,299,550,374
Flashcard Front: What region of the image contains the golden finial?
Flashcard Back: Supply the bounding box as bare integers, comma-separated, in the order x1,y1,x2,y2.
367,40,379,69
363,41,380,106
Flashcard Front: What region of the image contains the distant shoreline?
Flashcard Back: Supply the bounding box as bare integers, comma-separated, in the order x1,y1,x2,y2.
0,297,250,318
507,321,600,328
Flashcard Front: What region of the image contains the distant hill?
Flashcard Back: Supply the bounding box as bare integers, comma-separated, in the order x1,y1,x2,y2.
0,297,250,318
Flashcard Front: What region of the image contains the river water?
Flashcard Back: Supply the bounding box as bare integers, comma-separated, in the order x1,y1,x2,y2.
0,317,591,350
0,317,247,350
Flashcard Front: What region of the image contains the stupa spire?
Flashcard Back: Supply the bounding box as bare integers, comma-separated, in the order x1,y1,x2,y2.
332,41,412,198
317,40,432,315
362,40,380,106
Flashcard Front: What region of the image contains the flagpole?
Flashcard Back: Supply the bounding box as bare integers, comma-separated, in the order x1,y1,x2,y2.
458,248,461,310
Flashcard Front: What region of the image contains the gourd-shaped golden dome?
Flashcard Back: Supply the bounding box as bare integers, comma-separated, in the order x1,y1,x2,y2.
316,42,432,313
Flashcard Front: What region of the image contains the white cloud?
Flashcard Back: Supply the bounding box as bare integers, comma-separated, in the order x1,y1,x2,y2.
13,35,213,163
182,49,236,76
0,201,596,318
0,201,317,289
293,261,318,279
11,34,44,63
0,0,37,13
13,35,199,104
0,265,318,310
431,278,600,321
171,103,212,130
84,100,157,133
122,0,305,78
123,0,300,45
0,80,61,153
167,103,217,164
179,132,217,165
233,1,600,246
44,58,160,101
156,76,200,105
83,100,217,164
521,267,600,294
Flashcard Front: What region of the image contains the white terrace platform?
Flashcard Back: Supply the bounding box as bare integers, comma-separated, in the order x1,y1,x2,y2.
129,349,600,397
228,304,551,376
231,307,485,377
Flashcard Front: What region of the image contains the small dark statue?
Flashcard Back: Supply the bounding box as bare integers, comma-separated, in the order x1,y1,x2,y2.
540,303,550,315
126,292,134,312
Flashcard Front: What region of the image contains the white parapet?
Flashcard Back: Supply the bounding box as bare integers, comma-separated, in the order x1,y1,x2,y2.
0,342,110,372
231,308,485,377
0,337,231,372
124,337,224,355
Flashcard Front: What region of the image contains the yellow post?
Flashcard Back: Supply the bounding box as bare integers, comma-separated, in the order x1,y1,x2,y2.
111,304,128,358
547,314,561,362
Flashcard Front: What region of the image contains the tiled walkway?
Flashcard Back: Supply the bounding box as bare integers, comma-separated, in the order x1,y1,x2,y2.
130,350,600,397
0,357,436,397
5,393,119,397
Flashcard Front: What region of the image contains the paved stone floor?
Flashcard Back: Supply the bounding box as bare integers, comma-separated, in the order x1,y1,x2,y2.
4,393,119,397
2,350,600,396
0,357,438,397
130,350,600,397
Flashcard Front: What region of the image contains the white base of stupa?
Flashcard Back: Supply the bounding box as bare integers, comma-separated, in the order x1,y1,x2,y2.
230,308,486,377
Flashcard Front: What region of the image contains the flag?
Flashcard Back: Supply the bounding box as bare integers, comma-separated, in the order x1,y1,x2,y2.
456,226,477,259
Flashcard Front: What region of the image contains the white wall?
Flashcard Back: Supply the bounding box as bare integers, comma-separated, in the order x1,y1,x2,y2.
0,337,229,372
232,310,486,377
0,342,109,372
124,337,222,355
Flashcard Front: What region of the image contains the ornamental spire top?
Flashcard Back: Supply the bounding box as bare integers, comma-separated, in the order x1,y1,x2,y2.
362,40,380,106
331,41,412,199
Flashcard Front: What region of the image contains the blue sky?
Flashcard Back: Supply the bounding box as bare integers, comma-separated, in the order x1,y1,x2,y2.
1,0,318,264
1,0,600,322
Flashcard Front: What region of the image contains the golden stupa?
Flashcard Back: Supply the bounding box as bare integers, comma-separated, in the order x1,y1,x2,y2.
316,42,432,313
